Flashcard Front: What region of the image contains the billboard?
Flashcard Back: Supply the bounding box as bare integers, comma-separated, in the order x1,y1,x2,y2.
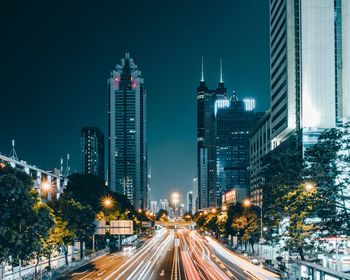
95,220,133,235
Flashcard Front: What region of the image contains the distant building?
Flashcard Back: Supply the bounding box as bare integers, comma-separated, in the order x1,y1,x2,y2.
215,93,264,205
192,177,198,213
186,191,193,213
81,127,104,180
0,154,67,201
222,187,249,207
108,53,147,209
197,58,227,209
159,199,169,212
150,200,158,214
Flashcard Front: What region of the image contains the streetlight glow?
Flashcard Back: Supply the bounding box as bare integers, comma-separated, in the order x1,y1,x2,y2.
243,199,251,207
101,195,114,209
305,182,316,192
42,182,51,192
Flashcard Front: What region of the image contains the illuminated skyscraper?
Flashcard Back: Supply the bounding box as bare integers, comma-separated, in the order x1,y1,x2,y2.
270,0,350,150
197,58,226,209
108,53,147,209
215,93,263,204
81,127,104,180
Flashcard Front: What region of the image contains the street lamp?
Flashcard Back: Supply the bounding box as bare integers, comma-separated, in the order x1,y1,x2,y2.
101,195,114,209
222,205,227,212
305,182,316,192
211,208,217,214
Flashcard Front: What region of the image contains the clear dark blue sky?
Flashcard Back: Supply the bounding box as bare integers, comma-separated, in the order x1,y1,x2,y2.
0,0,270,202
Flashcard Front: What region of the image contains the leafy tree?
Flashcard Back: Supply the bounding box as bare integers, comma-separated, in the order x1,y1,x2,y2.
40,217,72,270
64,173,134,214
279,183,318,260
0,167,54,265
49,197,96,259
204,214,218,236
182,212,193,221
216,212,227,236
155,209,169,221
304,126,350,235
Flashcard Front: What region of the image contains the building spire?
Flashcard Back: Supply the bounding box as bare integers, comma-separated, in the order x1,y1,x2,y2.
201,56,204,82
220,58,223,83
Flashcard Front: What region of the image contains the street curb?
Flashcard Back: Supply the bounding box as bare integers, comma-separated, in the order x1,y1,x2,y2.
51,251,109,280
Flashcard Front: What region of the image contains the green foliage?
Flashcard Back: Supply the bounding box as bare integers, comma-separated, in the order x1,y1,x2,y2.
155,209,169,221
0,166,54,264
64,173,134,213
182,211,193,221
49,197,96,259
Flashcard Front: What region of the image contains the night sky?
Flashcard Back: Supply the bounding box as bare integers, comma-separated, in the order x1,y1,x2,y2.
0,0,269,203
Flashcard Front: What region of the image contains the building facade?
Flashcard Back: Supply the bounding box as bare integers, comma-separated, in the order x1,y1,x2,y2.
81,127,104,180
0,154,67,201
108,53,147,209
192,177,198,213
221,187,249,207
215,93,264,205
150,200,158,214
250,1,350,213
270,0,350,151
197,60,227,209
250,111,271,208
186,191,193,213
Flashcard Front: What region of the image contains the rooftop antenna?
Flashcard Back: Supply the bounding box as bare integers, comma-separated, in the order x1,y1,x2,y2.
220,58,223,83
9,139,19,161
201,56,204,82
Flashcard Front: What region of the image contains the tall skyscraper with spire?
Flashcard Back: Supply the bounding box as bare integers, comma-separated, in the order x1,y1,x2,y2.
197,58,227,209
108,53,147,209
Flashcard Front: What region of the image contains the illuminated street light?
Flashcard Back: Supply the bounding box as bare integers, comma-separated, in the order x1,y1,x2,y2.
305,182,316,192
211,208,217,214
42,181,51,192
204,210,208,215
101,195,114,209
138,208,143,213
243,199,252,207
222,205,227,212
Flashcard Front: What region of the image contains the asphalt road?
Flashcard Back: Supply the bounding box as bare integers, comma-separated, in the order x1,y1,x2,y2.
56,227,279,280
57,228,175,280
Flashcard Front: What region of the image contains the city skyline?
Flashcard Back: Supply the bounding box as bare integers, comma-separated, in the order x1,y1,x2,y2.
0,0,270,201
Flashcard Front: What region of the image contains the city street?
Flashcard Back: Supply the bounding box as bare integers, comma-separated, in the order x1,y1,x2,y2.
58,228,175,280
57,227,280,280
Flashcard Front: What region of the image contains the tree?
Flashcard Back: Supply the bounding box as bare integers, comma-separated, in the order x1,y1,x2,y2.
279,183,318,260
216,212,227,236
155,209,169,221
40,217,72,270
304,126,350,235
226,203,260,252
182,212,193,221
0,166,54,265
49,197,96,259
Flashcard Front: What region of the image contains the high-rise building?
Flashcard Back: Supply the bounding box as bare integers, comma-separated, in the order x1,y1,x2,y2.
250,1,350,213
192,177,198,213
197,58,226,209
108,53,147,209
150,200,158,214
270,0,350,151
186,191,193,213
250,111,271,208
159,199,169,212
81,127,104,179
215,93,264,204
